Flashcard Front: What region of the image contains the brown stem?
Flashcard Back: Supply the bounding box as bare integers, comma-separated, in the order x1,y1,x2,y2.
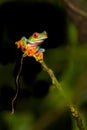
11,55,24,114
62,0,87,18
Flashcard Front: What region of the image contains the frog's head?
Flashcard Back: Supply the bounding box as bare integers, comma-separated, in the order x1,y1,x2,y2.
28,31,48,45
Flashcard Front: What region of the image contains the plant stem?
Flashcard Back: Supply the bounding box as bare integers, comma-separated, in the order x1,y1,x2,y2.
63,0,87,18
11,55,24,114
39,60,85,130
69,104,85,130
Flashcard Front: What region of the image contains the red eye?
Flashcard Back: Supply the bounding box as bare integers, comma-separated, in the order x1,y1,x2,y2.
46,31,48,36
33,32,39,38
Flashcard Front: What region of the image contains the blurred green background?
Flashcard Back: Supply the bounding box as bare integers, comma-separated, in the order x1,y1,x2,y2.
0,0,87,130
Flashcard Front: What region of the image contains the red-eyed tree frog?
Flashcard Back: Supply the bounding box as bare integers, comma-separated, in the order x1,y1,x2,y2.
15,31,48,60
16,31,48,48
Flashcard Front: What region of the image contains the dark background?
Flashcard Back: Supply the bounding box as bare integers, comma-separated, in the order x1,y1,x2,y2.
0,0,67,107
0,1,87,130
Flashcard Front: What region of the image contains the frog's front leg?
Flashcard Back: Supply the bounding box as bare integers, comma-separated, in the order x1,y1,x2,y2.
21,36,27,46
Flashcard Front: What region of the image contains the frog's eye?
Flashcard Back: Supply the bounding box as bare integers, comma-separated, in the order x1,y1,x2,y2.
33,32,39,38
46,31,48,36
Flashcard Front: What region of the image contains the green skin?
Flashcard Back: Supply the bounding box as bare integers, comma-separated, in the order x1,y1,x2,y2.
15,31,47,57
15,31,47,47
28,31,48,45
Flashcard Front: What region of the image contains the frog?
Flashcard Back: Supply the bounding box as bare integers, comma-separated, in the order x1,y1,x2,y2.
16,31,48,48
15,31,48,58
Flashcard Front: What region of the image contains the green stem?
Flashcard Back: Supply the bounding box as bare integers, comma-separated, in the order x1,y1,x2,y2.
39,60,85,130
